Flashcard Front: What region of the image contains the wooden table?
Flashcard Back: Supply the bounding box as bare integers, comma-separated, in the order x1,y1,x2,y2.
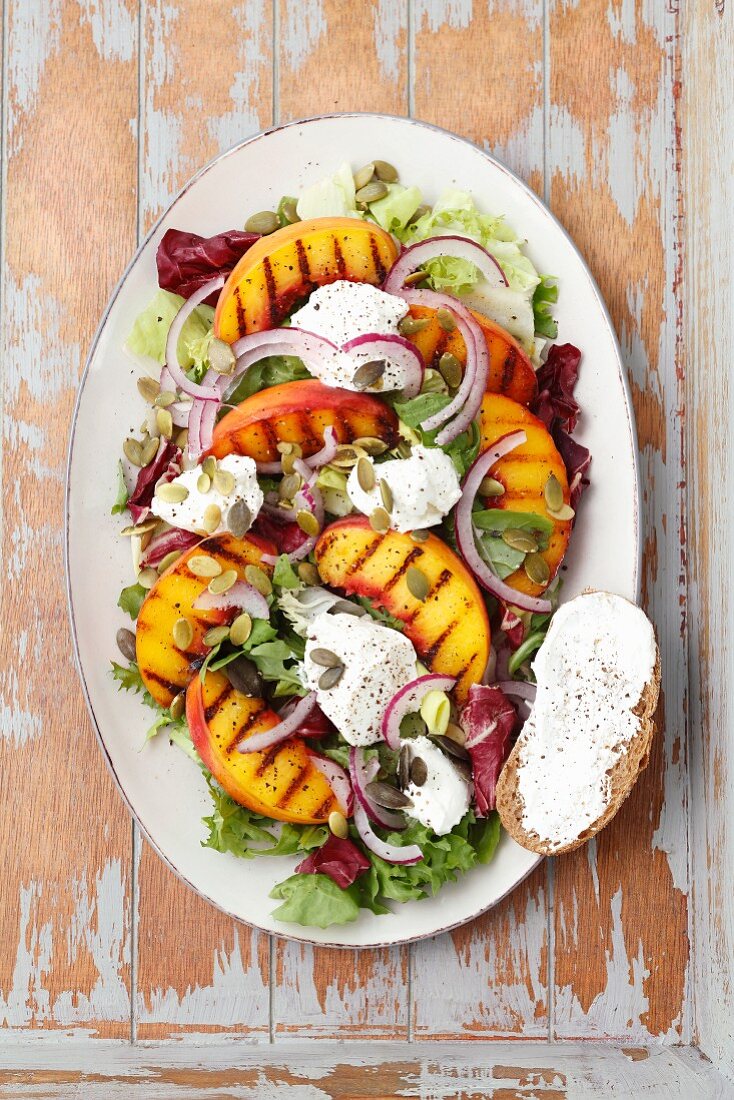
1,2,731,1095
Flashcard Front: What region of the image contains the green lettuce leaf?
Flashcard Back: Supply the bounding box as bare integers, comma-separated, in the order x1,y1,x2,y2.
110,660,158,710
296,162,360,221
203,777,327,860
117,583,147,620
127,288,214,369
533,275,559,339
270,873,363,928
227,355,311,404
368,183,422,234
472,509,554,580
248,640,305,696
393,393,481,478
111,461,129,515
272,554,302,591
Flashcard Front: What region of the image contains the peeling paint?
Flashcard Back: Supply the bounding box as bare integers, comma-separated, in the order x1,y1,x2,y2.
414,0,473,33
6,0,62,155
78,0,136,62
372,0,406,83
280,0,326,72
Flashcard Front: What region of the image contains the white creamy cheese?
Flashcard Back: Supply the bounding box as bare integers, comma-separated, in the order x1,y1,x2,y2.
152,455,263,536
403,735,472,835
346,445,462,532
304,611,418,746
516,592,657,850
290,280,409,392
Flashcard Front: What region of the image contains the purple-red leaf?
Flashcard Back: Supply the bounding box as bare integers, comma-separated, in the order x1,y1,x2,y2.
461,684,517,816
128,439,181,524
532,342,582,433
295,833,370,889
156,228,260,305
554,427,591,511
139,526,200,569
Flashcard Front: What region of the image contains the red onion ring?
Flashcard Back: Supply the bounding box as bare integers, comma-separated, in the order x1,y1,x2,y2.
353,801,423,865
308,753,353,815
455,433,553,614
203,328,339,399
187,398,218,461
193,580,269,619
349,747,406,831
164,278,223,401
382,234,508,297
341,333,424,398
492,680,537,702
237,691,317,755
305,425,338,469
381,673,457,751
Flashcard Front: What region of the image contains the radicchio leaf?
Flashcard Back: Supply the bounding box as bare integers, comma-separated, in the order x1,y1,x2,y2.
461,684,517,816
139,526,200,569
253,513,312,556
295,833,370,889
554,427,591,511
499,607,525,650
532,343,582,433
156,228,260,305
128,439,181,524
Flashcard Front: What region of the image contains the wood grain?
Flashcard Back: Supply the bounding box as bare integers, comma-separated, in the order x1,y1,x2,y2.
134,0,273,1038
0,0,137,1035
547,0,689,1040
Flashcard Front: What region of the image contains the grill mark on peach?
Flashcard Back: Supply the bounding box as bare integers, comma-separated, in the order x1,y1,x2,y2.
229,703,269,753
383,547,423,593
423,620,458,664
197,540,248,567
294,238,314,291
262,256,278,326
343,534,384,576
143,669,182,697
276,763,311,809
332,236,346,278
432,328,450,366
258,417,280,458
312,795,335,819
205,682,234,723
502,346,518,392
369,236,387,282
233,285,246,338
339,415,357,444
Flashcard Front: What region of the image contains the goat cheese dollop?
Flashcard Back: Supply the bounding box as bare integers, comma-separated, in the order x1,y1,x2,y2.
152,455,263,536
346,445,462,532
290,280,409,391
403,735,472,835
304,611,418,746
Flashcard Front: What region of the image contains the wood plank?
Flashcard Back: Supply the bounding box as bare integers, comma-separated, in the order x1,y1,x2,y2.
683,0,734,1080
410,0,549,1039
0,0,137,1036
134,0,274,1039
270,0,410,1039
547,0,689,1040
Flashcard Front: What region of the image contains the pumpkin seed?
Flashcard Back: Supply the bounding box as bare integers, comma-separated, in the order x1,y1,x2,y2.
398,744,411,789
120,517,159,537
277,441,303,457
172,617,194,650
502,528,539,553
208,569,238,595
356,456,376,492
226,655,263,697
328,810,349,839
479,476,504,498
116,627,137,662
279,472,303,501
445,722,467,748
355,179,388,203
547,502,575,522
245,210,279,235
213,468,236,495
227,498,252,539
280,451,297,475
297,509,320,537
202,503,222,533
407,203,431,226
156,408,173,439
409,756,428,787
353,162,375,190
373,159,398,183
310,648,341,669
524,552,551,586
332,445,362,468
169,692,185,720
319,664,344,690
202,456,217,479
365,780,412,810
396,439,412,459
436,307,457,332
157,550,182,574
154,389,177,408
438,352,462,389
174,427,188,449
140,527,155,551
369,507,390,534
544,472,564,513
203,624,230,647
156,481,189,504
352,436,389,456
280,198,299,224
379,478,393,512
188,554,222,578
229,612,253,647
352,359,386,391
402,270,427,286
245,564,272,596
141,436,160,466
197,472,212,493
410,528,429,543
123,437,143,467
207,337,236,375
328,599,366,617
398,314,430,336
433,734,471,762
137,375,160,403
137,566,158,590
297,561,320,586
406,565,430,602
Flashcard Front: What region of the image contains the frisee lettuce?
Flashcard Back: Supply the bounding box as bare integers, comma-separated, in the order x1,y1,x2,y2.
110,661,158,710
203,777,327,859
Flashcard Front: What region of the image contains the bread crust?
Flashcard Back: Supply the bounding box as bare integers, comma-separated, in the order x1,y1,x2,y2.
495,605,661,856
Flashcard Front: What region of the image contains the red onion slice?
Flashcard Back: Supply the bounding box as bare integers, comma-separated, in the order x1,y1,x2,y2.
340,333,424,398
381,673,457,751
203,327,339,399
455,434,553,614
164,277,224,401
262,457,325,564
308,752,353,815
187,398,218,461
349,747,406,831
237,691,317,755
193,580,269,619
383,234,508,296
305,425,338,470
492,680,537,702
353,801,423,865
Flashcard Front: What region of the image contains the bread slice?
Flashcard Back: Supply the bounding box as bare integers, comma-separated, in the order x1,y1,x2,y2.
496,592,660,856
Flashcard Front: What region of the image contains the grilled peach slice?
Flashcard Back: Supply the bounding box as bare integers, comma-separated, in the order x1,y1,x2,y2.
208,378,400,463
315,517,490,702
135,532,276,708
405,304,537,406
187,671,343,824
479,393,571,596
215,217,399,341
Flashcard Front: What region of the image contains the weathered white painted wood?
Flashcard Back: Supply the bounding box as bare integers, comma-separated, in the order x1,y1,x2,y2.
684,0,734,1083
